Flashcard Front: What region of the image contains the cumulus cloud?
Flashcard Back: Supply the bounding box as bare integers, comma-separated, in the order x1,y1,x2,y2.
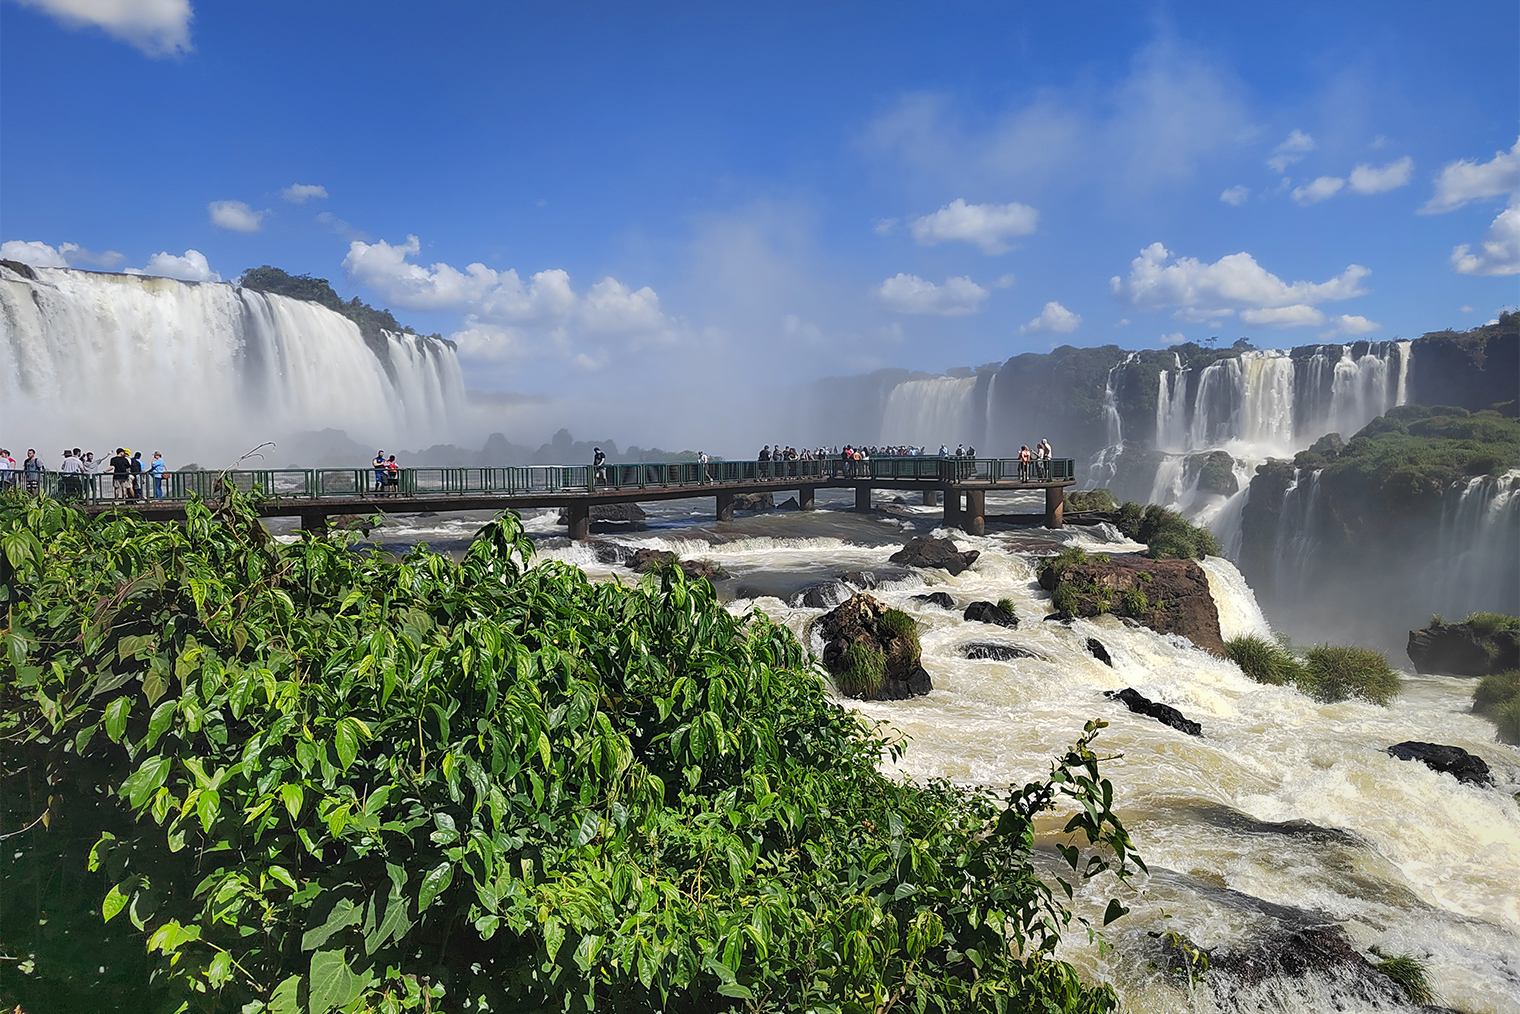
127,249,219,282
1,240,69,267
1220,185,1250,206
872,218,899,236
208,200,267,232
1292,176,1345,205
876,273,989,316
1019,301,1081,335
13,0,192,57
1451,200,1520,276
1421,138,1520,214
908,198,1038,254
1111,243,1369,320
59,242,124,267
1348,157,1412,194
1322,314,1380,336
282,183,328,204
1268,130,1316,174
1239,305,1325,328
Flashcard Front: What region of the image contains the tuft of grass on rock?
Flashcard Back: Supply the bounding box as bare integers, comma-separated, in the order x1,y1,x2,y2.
1303,645,1401,706
995,597,1019,617
1374,954,1436,1006
1066,488,1118,513
1464,611,1520,637
1052,584,1081,616
836,641,887,698
1474,670,1520,744
1225,636,1306,686
1121,588,1148,616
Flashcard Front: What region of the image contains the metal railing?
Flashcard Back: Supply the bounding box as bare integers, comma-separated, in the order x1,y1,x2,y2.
4,457,1076,506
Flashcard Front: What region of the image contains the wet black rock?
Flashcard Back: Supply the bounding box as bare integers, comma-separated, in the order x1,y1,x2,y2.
1105,687,1201,736
733,492,773,512
790,580,852,609
1208,926,1402,1003
839,570,878,589
818,593,932,700
961,642,1046,662
557,502,646,524
1407,619,1519,676
889,536,980,576
911,591,955,609
1387,741,1492,786
1086,637,1113,666
963,601,1018,628
778,496,801,510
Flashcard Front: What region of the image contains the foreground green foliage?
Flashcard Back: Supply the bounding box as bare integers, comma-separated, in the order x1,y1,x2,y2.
0,494,1144,1013
1473,670,1520,744
1225,638,1401,706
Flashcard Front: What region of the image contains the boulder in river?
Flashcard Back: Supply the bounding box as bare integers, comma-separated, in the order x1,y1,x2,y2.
557,502,647,525
790,580,852,609
961,642,1046,662
963,600,1018,628
818,593,931,700
626,548,727,582
1207,925,1403,1003
1407,617,1519,676
1105,687,1201,736
1086,637,1113,666
1039,551,1225,656
839,570,878,589
889,536,980,576
1387,741,1492,786
733,492,773,512
911,591,955,609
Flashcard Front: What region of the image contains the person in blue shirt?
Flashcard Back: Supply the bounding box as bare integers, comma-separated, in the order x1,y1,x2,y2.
149,451,167,498
374,451,387,494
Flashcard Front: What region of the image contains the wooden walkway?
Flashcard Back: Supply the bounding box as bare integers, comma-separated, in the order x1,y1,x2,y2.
34,457,1077,537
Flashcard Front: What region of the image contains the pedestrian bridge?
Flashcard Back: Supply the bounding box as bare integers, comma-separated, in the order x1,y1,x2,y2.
34,456,1078,537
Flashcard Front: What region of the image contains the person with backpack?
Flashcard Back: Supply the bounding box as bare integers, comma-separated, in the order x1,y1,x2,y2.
23,450,42,495
593,447,607,486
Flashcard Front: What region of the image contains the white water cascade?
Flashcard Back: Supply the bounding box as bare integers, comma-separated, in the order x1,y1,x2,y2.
1431,469,1520,619
880,376,977,447
0,266,465,462
1086,356,1133,488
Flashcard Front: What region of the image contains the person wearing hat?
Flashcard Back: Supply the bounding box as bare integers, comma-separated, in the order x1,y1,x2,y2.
110,448,132,499
373,450,387,495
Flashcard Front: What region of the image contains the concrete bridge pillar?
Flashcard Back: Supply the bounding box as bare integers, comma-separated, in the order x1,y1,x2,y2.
1045,486,1064,529
566,501,591,541
854,486,872,513
799,486,816,511
922,489,939,507
965,490,986,536
299,511,329,536
716,491,735,522
943,489,961,529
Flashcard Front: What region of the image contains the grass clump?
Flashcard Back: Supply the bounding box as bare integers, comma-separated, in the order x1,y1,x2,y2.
837,640,887,698
1303,645,1402,706
1474,670,1520,743
1038,545,1089,585
1374,954,1436,1006
996,597,1019,616
1464,611,1520,637
1225,636,1306,686
1121,588,1149,615
1066,488,1118,513
1052,583,1081,616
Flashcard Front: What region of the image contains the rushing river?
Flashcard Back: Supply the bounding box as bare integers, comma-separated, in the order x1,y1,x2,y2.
274,491,1520,1012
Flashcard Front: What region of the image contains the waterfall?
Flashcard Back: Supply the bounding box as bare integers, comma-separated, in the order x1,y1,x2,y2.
880,376,977,446
1085,357,1131,487
0,266,464,462
1430,470,1520,619
1267,469,1324,608
982,373,997,453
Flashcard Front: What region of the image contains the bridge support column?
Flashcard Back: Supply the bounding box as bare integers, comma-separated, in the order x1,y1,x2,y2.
716,491,735,522
300,511,329,536
855,486,871,513
943,489,961,529
566,501,591,541
798,486,816,511
922,489,939,507
965,490,986,536
1045,486,1064,528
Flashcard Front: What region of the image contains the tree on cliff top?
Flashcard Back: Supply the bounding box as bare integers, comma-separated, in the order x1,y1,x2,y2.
238,265,452,350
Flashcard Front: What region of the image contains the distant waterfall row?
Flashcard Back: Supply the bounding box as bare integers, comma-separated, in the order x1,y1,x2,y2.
0,266,465,461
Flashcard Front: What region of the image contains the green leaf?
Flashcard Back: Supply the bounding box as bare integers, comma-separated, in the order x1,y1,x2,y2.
268,865,298,891
335,718,360,771
144,699,176,750
418,861,453,911
104,697,130,743
268,974,303,1014
302,897,362,951
572,810,599,847
121,755,171,810
308,947,372,1014
281,783,305,823
102,881,131,923
1103,898,1130,926
197,788,220,833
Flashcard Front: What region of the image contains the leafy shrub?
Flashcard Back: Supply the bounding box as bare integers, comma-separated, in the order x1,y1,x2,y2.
1495,697,1520,745
1474,670,1520,744
0,493,1148,1013
1112,503,1219,560
1464,611,1520,637
1121,589,1148,616
1225,636,1306,686
835,641,887,698
1037,545,1089,586
1374,954,1436,1006
1066,489,1118,513
1303,645,1402,706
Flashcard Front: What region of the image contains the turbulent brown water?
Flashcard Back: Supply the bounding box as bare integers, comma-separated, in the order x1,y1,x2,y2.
279,490,1520,1012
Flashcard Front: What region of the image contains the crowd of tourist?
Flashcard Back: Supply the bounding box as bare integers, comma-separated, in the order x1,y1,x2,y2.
0,446,169,499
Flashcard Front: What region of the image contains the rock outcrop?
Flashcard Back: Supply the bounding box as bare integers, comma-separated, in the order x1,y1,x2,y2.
733,492,773,512
961,642,1045,662
1039,553,1225,656
557,502,646,525
963,601,1018,628
818,593,932,700
889,536,980,576
1086,637,1113,666
1207,926,1403,1004
1407,618,1519,676
1105,688,1201,736
1387,741,1492,786
790,580,852,609
911,591,955,609
625,548,727,582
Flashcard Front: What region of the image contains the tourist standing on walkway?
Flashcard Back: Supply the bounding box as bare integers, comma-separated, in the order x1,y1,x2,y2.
697,450,709,483
1018,445,1032,482
59,449,84,499
373,451,387,495
150,452,166,498
130,451,145,501
593,447,607,485
1037,439,1052,479
23,450,42,494
0,450,12,491
110,448,132,499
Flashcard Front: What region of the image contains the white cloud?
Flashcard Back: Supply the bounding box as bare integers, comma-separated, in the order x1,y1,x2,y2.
1,240,69,267
872,218,899,236
127,249,219,282
1451,200,1520,276
1111,242,1369,316
1460,305,1474,314
1348,157,1412,194
1292,176,1345,205
876,273,988,316
13,0,191,57
1321,314,1380,337
1019,301,1082,335
208,200,267,232
1174,306,1234,324
1268,130,1316,173
1160,332,1187,345
908,198,1038,255
282,183,328,204
1421,138,1520,214
316,211,367,242
1240,305,1325,328
1220,185,1250,206
990,273,1017,289
58,242,124,267
580,277,665,336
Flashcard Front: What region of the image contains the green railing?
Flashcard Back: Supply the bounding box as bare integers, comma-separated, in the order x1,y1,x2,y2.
10,457,1076,506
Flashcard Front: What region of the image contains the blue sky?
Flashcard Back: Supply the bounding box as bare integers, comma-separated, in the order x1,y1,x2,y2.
3,0,1517,410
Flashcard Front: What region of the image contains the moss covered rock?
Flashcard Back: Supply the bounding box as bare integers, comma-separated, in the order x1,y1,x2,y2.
818,593,932,699
1038,549,1225,655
